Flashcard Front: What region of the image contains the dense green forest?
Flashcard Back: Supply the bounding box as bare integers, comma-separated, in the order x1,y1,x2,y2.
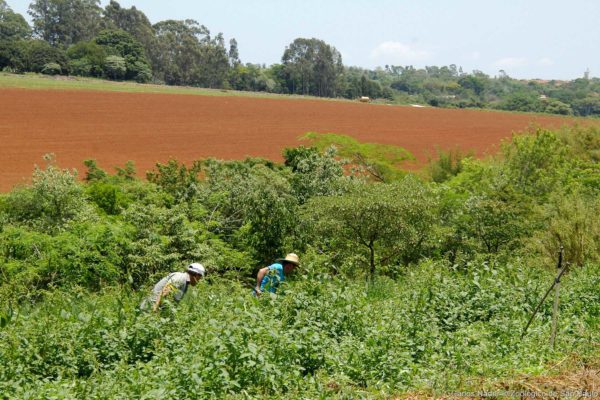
2,0,600,116
0,125,599,397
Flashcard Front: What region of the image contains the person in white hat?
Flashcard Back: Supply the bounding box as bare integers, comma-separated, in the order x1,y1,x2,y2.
140,263,206,311
253,253,299,296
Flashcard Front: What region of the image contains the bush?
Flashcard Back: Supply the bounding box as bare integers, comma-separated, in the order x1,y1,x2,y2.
104,55,126,80
68,57,91,76
201,160,298,264
428,147,473,183
502,129,569,200
87,181,128,215
3,155,91,233
0,39,26,71
66,40,106,77
23,39,68,73
283,145,346,204
131,60,152,83
527,190,600,267
543,99,572,115
40,62,61,75
497,92,542,112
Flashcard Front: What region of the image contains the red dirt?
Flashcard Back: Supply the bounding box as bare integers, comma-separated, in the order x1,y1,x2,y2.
0,88,579,192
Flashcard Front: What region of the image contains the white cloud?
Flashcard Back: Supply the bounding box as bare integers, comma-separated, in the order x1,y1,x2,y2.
538,57,554,66
470,51,481,60
493,57,528,69
370,41,431,64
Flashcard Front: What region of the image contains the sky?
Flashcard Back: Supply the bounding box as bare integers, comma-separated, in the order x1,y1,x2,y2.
7,0,600,80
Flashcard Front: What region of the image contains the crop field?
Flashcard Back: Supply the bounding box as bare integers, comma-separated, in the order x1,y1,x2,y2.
0,79,582,192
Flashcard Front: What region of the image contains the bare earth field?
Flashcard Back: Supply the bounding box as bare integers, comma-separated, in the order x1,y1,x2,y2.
0,87,578,191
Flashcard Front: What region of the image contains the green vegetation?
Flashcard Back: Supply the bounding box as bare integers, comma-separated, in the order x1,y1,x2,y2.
0,72,351,100
0,265,597,398
302,132,414,182
0,127,599,397
1,0,599,115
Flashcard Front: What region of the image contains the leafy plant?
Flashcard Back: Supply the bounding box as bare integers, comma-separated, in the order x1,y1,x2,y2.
303,175,438,279
302,132,414,182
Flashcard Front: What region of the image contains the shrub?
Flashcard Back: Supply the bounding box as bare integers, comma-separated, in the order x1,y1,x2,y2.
283,145,346,204
528,190,600,267
131,60,152,83
41,62,61,75
23,39,68,73
68,57,91,76
104,55,126,80
428,147,473,183
66,40,106,77
502,129,569,200
87,181,128,215
146,159,203,203
3,154,91,233
543,99,572,115
302,132,414,182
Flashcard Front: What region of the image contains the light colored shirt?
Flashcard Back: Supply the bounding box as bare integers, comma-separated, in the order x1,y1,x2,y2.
141,272,190,310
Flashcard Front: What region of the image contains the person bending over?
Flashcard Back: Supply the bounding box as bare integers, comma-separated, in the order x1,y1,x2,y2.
141,263,206,311
254,253,299,296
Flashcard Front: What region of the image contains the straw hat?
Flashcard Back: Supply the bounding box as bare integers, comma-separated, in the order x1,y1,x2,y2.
277,253,300,266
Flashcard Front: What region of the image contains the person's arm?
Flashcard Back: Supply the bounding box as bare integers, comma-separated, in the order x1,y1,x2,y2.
152,283,175,312
255,267,269,296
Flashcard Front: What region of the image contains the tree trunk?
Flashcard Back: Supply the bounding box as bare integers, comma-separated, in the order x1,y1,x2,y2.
369,241,375,281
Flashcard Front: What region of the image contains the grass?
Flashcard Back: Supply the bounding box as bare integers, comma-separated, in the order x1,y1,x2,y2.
0,72,349,103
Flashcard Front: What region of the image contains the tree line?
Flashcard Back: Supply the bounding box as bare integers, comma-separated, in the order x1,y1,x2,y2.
1,0,599,116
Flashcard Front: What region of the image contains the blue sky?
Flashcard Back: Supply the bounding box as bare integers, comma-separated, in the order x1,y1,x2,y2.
7,0,600,80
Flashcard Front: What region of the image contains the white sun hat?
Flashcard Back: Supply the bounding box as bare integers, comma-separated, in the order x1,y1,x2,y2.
187,263,206,277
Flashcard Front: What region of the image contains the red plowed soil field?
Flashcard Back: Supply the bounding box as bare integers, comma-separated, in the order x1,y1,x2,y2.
0,88,576,191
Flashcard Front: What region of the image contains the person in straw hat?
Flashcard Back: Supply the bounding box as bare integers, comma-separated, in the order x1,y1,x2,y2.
253,253,300,296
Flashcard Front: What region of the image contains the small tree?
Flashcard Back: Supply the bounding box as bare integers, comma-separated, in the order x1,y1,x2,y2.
303,176,438,280
103,54,126,79
459,194,529,254
83,159,107,181
115,160,136,180
41,62,61,75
